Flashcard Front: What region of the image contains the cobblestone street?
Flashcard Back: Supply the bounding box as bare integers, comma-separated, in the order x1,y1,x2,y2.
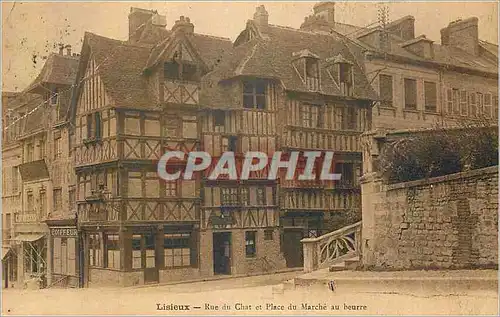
2,271,498,316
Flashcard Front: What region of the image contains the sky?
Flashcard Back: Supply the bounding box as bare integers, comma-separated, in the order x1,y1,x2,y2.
2,1,498,92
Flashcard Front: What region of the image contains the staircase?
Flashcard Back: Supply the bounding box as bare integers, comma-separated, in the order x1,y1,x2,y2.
301,221,362,273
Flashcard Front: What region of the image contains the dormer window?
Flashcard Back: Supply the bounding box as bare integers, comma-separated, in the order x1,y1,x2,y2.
292,49,320,91
327,54,354,97
164,60,199,82
243,80,266,110
305,58,320,91
339,63,353,95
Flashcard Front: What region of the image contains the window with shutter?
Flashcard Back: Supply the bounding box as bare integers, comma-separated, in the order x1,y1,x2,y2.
404,78,417,110
424,81,437,112
379,74,393,107
483,93,492,118
460,90,468,116
468,92,477,117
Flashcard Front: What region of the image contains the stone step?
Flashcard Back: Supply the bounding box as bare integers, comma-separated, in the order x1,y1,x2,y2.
344,256,361,270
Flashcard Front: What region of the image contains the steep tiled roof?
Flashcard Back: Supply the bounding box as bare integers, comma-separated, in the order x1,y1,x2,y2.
479,40,498,58
144,32,233,72
79,32,154,109
200,22,378,108
25,53,79,93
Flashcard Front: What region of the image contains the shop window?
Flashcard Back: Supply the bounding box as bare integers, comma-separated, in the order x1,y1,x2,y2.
89,233,102,267
132,235,142,269
245,231,256,258
106,234,120,269
164,233,191,268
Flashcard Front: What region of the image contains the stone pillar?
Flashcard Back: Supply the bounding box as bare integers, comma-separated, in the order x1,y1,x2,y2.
301,238,317,273
199,229,214,277
360,172,384,267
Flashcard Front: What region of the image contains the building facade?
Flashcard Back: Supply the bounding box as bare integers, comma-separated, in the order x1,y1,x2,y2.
1,47,80,288
300,2,498,130
68,5,377,286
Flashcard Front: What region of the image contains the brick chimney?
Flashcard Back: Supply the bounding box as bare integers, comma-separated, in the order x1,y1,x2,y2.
128,7,156,42
65,45,72,56
172,16,194,35
385,15,415,41
253,5,269,27
440,17,480,56
313,1,335,25
401,35,434,59
300,1,335,32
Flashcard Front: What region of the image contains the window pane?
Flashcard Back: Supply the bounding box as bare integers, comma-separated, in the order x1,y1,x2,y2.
182,64,198,81
404,78,417,109
243,82,254,94
164,62,180,80
424,81,437,112
243,95,254,108
256,96,266,110
379,75,393,107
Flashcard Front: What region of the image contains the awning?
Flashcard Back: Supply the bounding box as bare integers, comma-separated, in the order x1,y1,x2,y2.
14,233,45,242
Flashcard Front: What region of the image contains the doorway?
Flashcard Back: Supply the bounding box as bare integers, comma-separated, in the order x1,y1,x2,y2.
143,233,159,284
213,232,231,275
283,228,304,268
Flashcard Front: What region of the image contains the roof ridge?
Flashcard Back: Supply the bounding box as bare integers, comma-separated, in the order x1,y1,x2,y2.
193,33,231,41
267,23,337,38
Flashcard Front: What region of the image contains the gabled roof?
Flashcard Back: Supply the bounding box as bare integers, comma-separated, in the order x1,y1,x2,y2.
24,53,79,93
200,21,378,108
75,32,154,109
144,32,233,72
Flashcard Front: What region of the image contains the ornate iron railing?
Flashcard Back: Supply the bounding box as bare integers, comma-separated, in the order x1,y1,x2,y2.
301,221,362,272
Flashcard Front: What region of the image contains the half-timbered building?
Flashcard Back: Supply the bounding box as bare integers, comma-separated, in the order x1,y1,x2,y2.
68,5,377,286
200,5,377,268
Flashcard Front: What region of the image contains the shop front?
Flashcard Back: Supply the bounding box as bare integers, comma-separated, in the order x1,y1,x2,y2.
46,220,81,288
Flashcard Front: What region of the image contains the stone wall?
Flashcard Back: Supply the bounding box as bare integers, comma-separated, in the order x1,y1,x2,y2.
361,166,498,270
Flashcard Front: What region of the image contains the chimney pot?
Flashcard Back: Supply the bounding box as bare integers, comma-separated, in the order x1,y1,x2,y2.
253,5,269,27
172,15,194,34
65,45,72,56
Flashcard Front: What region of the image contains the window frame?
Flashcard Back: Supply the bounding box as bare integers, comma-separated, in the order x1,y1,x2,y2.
245,231,257,258
242,80,267,110
424,81,437,112
403,78,418,110
163,232,192,268
379,74,393,108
